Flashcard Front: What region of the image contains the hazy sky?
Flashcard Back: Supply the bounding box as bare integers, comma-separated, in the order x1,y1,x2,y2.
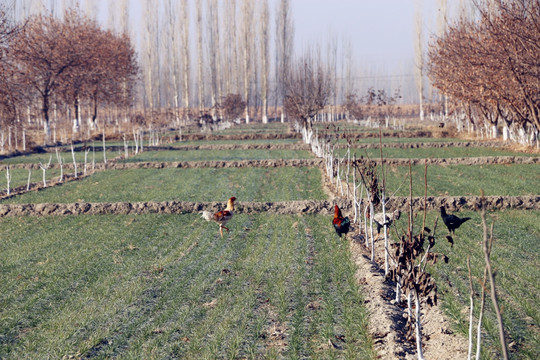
285,0,449,68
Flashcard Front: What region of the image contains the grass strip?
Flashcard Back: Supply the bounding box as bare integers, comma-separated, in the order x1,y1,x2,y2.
118,149,314,162
0,167,327,204
0,213,376,359
336,146,536,159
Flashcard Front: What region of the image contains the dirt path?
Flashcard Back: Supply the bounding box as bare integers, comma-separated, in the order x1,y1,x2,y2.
348,236,469,359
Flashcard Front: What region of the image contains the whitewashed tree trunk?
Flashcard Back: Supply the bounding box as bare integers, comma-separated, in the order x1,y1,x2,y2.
6,166,11,195
503,125,509,141
44,120,51,144
133,127,139,154
92,145,96,171
123,134,128,158
71,144,78,178
27,169,32,191
102,127,107,164
39,155,52,187
55,148,64,182
0,131,4,153
414,289,426,360
84,148,90,175
369,200,375,261
492,124,498,139
382,193,389,275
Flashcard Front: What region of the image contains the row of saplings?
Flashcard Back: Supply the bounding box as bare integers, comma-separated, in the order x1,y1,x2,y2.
332,165,508,360
201,168,508,360
302,124,510,360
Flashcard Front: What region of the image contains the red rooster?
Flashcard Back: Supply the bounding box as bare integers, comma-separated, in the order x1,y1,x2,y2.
201,197,236,237
333,204,350,238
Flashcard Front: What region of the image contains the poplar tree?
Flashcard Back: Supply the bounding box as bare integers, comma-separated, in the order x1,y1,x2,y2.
259,0,270,123
275,0,294,122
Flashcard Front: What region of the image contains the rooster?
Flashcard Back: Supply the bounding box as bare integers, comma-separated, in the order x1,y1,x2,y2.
440,206,470,234
333,204,350,238
201,197,236,237
368,209,401,234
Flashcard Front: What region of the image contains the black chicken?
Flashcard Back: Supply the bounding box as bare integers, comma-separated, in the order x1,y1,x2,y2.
440,206,470,234
333,205,350,238
368,209,401,234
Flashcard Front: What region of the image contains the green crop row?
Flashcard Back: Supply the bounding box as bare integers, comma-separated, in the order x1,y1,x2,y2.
118,149,314,163
0,150,118,165
0,213,376,359
0,167,327,204
335,146,536,159
343,163,539,197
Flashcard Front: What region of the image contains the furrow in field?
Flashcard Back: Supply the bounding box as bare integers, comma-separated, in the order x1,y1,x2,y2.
4,155,537,171
0,195,539,217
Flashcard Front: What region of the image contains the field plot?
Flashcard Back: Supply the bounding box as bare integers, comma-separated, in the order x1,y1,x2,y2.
339,137,462,144
0,167,327,204
118,148,314,162
173,138,301,146
1,121,539,360
212,122,292,135
400,209,540,360
0,167,65,191
0,149,118,165
0,213,375,359
335,146,536,159
372,163,539,197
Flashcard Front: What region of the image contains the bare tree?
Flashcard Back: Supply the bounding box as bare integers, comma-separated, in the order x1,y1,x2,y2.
180,0,191,121
166,0,180,123
206,0,220,119
240,0,255,123
195,0,205,114
141,0,158,111
414,0,425,121
428,0,540,143
0,3,23,128
259,0,270,123
275,0,294,122
284,49,333,143
10,13,90,142
223,0,238,95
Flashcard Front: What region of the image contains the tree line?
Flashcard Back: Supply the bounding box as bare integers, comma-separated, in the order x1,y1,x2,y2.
0,6,138,146
428,0,539,144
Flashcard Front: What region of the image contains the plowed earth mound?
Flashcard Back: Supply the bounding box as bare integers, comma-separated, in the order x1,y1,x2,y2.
4,155,537,171
1,196,539,217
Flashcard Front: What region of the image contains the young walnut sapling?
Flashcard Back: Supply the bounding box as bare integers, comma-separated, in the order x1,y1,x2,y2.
39,155,52,187
387,217,450,360
5,165,11,195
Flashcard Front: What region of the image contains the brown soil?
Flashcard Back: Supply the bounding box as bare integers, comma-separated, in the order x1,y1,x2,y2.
1,196,539,217
6,155,537,171
348,236,469,359
334,140,508,149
